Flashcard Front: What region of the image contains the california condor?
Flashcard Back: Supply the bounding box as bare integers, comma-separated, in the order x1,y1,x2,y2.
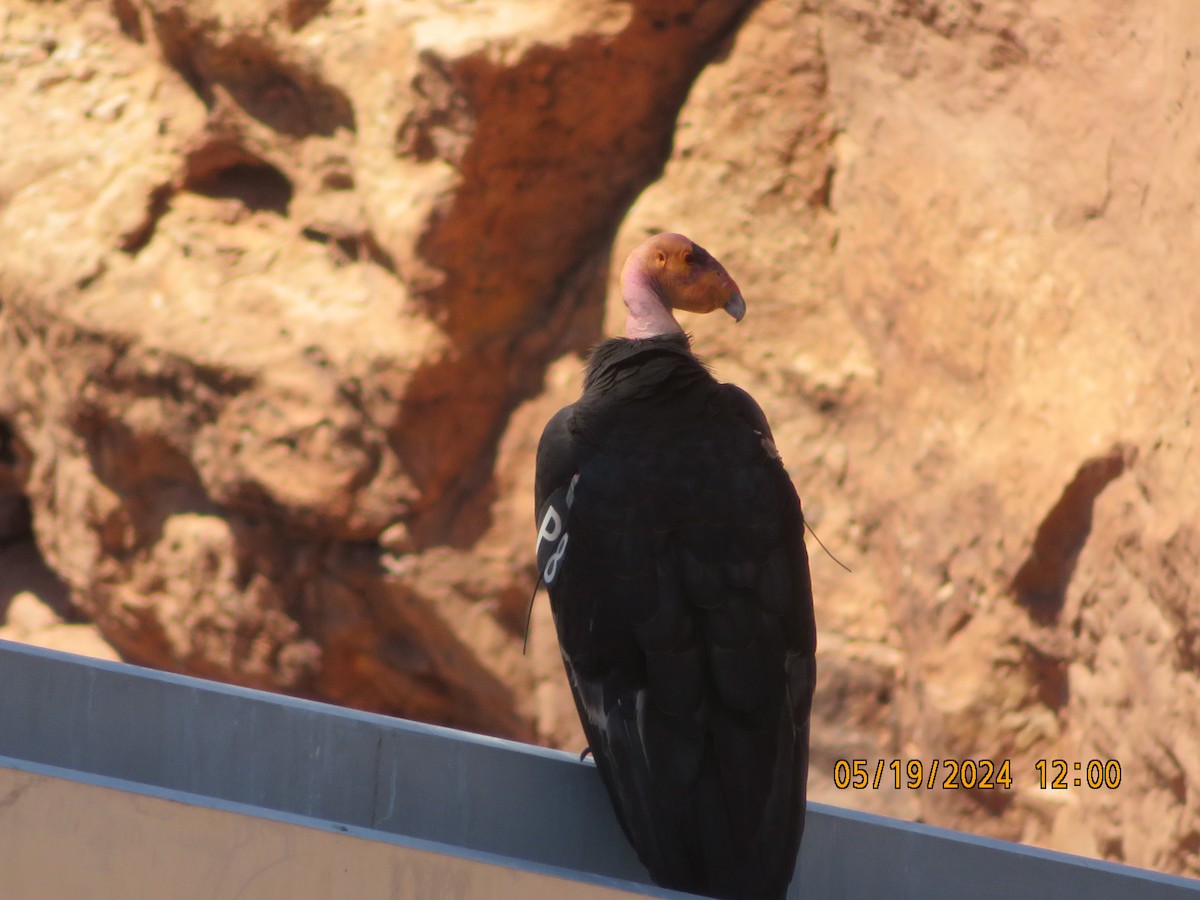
535,233,816,899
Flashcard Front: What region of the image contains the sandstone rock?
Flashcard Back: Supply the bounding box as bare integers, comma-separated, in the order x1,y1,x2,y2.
0,541,119,663
2,0,1199,879
5,590,63,633
0,0,754,743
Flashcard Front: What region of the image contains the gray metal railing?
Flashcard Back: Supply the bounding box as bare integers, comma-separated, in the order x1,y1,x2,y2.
0,640,1196,898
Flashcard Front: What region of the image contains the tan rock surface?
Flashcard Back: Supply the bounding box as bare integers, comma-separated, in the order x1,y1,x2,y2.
0,0,754,743
0,541,120,662
1,0,1199,878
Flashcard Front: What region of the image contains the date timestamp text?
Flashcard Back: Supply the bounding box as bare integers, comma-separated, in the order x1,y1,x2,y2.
833,758,1124,791
1035,758,1122,790
833,758,1012,791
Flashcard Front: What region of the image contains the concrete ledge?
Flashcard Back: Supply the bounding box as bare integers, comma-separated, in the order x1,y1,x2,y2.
0,758,685,900
1,640,1198,898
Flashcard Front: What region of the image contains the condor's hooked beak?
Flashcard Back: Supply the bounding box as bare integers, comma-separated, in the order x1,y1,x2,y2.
669,251,748,322
699,258,746,323
724,291,746,322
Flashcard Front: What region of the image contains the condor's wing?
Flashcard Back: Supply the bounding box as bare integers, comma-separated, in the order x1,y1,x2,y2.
534,374,815,900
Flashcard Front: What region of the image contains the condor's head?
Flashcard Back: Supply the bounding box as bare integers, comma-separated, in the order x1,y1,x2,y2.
619,233,746,339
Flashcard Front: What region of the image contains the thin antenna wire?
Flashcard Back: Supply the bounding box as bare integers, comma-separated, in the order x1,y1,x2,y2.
805,519,852,573
522,571,544,655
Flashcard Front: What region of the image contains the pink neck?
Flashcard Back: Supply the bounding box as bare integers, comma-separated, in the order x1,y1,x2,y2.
621,266,683,339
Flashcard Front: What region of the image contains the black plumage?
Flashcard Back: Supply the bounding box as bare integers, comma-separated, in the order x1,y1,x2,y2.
535,311,816,899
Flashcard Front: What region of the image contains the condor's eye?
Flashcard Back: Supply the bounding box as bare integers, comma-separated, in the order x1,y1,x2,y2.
682,251,695,265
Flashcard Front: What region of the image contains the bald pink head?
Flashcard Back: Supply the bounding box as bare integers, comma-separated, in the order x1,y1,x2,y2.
619,233,746,339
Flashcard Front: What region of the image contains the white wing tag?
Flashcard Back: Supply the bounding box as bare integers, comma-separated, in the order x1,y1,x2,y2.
536,476,577,585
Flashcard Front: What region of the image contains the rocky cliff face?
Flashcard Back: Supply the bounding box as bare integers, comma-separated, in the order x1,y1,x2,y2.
2,0,1198,877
